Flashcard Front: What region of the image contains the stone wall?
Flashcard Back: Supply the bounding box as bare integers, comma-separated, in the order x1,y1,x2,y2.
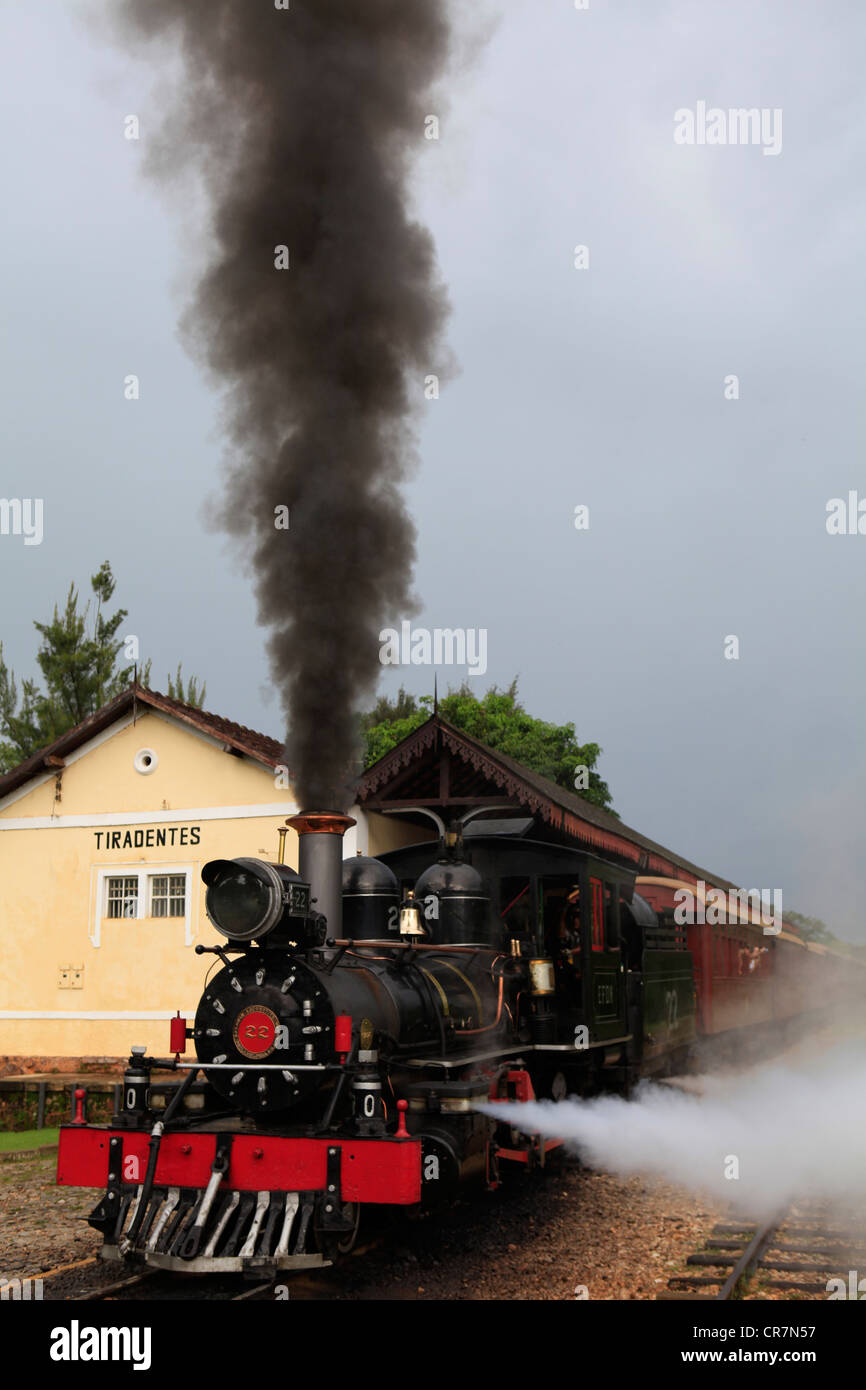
0,1056,125,1076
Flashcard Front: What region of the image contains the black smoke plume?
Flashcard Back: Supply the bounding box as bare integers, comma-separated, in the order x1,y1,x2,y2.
116,1,453,808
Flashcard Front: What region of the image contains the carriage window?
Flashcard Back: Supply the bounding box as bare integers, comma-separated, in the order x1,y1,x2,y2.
604,883,619,949
590,877,604,951
736,937,764,976
745,942,770,974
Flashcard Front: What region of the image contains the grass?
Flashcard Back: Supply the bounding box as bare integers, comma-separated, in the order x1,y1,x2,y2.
0,1128,60,1152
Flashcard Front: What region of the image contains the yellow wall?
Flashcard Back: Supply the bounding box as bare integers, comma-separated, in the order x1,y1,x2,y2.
363,811,436,857
0,709,436,1061
0,710,297,1058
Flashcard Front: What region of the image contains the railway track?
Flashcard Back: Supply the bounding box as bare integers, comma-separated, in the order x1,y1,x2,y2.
72,1265,360,1301
29,1238,383,1301
72,1269,302,1301
30,1260,340,1301
661,1200,866,1300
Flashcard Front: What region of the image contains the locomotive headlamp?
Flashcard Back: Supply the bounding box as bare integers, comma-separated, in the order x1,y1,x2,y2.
202,858,310,942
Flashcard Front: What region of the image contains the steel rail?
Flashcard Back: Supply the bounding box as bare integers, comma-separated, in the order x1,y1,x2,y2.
716,1210,787,1300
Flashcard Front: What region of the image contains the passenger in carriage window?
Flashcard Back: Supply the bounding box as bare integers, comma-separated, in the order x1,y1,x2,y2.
745,946,766,972
738,944,766,973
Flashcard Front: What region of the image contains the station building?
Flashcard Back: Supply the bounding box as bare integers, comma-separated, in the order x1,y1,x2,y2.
0,686,418,1068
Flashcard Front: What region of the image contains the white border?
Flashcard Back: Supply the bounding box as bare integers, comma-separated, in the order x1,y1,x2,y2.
0,1010,194,1020
0,800,298,831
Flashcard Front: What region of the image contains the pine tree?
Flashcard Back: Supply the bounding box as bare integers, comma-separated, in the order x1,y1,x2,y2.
0,563,206,772
166,664,207,707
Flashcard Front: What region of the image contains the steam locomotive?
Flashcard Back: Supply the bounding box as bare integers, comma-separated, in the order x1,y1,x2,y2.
56,810,850,1275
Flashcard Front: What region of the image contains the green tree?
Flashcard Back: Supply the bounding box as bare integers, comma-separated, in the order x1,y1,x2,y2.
361,679,616,813
783,910,836,946
359,684,421,735
0,563,206,772
166,663,206,708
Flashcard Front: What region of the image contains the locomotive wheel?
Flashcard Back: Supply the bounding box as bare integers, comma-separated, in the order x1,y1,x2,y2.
315,1200,361,1260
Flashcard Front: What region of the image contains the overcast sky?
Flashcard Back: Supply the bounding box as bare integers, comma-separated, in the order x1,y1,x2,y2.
1,2,864,936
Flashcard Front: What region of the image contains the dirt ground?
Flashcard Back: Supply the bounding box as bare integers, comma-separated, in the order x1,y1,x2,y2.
0,1145,725,1300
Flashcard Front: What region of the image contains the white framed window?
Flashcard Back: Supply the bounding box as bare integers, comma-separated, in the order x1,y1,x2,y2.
149,873,186,918
106,875,139,919
93,864,195,947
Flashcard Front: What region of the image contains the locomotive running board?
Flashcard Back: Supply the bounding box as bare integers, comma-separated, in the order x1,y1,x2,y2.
401,1044,528,1068
533,1034,632,1050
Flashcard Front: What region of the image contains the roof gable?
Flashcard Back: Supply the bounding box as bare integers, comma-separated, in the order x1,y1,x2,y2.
0,684,286,803
358,715,736,891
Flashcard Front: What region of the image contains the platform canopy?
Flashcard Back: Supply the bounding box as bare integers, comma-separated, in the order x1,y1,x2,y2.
356,715,736,892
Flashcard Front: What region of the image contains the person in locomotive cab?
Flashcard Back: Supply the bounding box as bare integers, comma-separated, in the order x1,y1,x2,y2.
557,885,582,976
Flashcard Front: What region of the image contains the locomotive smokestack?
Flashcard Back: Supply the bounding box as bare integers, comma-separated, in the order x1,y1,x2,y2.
287,812,356,940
